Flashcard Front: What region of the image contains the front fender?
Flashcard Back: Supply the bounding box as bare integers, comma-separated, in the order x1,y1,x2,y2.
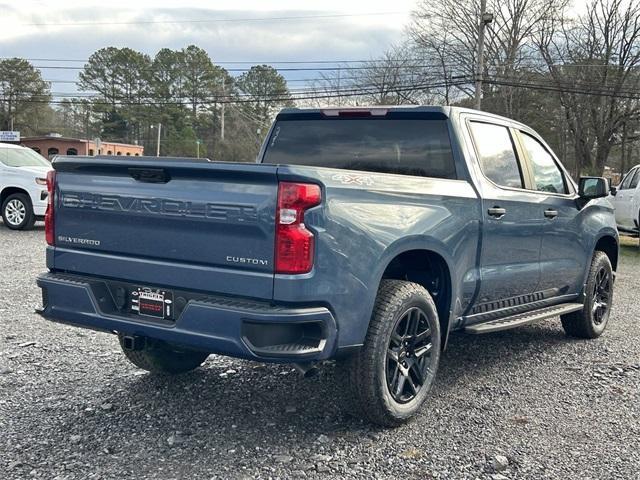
578,198,618,293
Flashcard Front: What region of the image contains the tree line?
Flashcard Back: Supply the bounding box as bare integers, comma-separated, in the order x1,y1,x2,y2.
0,46,293,161
0,0,639,175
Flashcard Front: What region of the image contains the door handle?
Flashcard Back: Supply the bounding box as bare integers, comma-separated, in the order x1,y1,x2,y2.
487,206,506,219
544,209,559,219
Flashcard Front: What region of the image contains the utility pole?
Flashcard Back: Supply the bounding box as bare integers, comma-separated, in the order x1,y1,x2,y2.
156,122,162,157
474,0,493,111
220,78,225,141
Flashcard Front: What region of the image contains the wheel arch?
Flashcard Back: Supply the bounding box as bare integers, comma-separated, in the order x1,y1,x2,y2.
0,186,31,206
594,233,618,272
376,242,455,350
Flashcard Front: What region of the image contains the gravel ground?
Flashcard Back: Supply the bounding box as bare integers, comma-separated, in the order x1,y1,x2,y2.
1,226,639,480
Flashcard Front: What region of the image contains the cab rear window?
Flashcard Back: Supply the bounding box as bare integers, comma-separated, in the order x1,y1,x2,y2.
262,118,456,179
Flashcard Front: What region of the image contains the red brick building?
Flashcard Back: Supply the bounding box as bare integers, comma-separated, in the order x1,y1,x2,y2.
20,135,144,160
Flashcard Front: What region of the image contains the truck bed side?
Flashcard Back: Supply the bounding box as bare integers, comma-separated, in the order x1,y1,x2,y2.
273,165,481,347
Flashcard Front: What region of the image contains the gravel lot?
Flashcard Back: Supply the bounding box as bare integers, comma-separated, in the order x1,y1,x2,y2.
1,225,639,480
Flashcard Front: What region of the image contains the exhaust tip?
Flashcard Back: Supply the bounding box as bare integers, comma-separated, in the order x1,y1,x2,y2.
293,362,319,378
121,335,145,351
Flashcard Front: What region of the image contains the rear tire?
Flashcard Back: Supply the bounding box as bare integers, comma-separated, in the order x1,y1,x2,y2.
118,335,209,374
561,251,613,339
2,193,35,230
338,280,441,427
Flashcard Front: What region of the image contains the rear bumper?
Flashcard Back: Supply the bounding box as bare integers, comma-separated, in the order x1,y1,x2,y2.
36,272,338,362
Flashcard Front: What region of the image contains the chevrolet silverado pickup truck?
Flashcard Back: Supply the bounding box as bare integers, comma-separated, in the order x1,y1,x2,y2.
37,106,618,426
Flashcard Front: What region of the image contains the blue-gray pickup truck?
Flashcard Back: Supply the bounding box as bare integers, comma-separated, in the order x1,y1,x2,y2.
37,106,618,426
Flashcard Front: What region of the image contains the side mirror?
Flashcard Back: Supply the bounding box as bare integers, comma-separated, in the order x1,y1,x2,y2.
610,185,617,196
578,176,609,199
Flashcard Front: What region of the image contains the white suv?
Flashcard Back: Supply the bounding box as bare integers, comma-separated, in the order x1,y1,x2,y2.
612,165,640,234
0,143,52,230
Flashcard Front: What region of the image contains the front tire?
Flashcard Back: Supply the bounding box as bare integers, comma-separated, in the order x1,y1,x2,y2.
118,335,209,374
339,280,441,427
561,251,613,339
2,193,35,230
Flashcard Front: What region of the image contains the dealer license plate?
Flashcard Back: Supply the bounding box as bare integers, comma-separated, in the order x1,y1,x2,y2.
131,287,173,320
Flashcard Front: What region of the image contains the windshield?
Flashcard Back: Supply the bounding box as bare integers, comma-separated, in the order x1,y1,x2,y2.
262,118,456,179
0,147,51,168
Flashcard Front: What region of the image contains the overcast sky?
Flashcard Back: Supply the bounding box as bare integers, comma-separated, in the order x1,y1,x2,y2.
0,0,416,96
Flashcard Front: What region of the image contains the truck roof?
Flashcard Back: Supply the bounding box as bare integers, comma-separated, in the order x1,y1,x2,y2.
277,105,529,129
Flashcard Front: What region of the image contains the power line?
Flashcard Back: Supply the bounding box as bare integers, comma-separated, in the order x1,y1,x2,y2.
35,70,640,98
10,58,429,64
41,70,464,85
2,79,470,106
12,11,407,27
485,72,640,97
14,80,640,105
7,56,638,69
7,73,640,107
32,63,463,72
9,75,471,101
482,77,640,101
36,83,449,104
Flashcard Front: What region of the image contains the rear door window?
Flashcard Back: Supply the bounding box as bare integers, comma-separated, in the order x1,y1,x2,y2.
263,118,456,179
469,122,523,189
520,132,567,194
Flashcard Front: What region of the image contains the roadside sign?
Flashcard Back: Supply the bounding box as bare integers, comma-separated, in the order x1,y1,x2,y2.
0,131,20,142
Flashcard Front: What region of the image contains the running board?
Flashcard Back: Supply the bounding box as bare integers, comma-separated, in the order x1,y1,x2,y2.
464,303,584,334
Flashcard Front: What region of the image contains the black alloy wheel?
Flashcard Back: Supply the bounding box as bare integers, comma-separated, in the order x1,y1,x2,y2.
561,251,613,339
338,280,441,426
591,265,612,326
386,306,434,403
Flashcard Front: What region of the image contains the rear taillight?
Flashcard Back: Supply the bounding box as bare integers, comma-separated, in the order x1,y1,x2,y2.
45,170,56,246
275,182,321,274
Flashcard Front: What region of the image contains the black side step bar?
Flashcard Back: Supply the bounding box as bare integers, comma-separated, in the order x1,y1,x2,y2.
465,303,583,334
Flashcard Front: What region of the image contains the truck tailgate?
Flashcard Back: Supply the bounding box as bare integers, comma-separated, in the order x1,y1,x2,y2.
50,157,278,299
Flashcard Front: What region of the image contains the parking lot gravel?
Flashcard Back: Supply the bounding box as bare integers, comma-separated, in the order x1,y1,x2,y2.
1,225,639,480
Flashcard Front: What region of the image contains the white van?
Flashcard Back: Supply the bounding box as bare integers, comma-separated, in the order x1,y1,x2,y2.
0,143,52,230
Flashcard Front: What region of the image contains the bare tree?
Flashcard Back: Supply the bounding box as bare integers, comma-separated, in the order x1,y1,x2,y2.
536,0,640,175
485,0,568,115
409,0,479,102
409,0,567,112
308,45,441,108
